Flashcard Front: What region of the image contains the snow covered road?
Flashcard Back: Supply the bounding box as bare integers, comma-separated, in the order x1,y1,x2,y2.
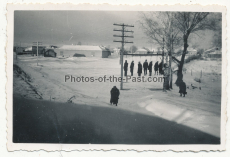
14,55,221,138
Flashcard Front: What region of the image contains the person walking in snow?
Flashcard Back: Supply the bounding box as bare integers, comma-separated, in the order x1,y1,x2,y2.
130,61,134,76
179,80,187,97
124,60,128,76
137,62,142,77
148,61,153,76
110,86,120,106
143,59,148,75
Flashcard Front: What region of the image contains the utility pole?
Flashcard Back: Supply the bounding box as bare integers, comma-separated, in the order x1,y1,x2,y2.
113,23,134,90
33,41,42,66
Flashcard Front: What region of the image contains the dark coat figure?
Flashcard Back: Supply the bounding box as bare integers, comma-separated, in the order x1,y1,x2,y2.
179,81,187,97
158,62,163,75
154,61,159,75
130,61,134,76
148,61,153,76
137,62,142,76
110,86,120,106
143,60,148,75
124,60,128,76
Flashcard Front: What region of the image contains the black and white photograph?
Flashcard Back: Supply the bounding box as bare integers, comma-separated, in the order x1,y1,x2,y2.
6,4,227,151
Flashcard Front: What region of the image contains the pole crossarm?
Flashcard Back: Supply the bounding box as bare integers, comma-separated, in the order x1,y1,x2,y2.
113,40,133,43
113,23,134,27
113,35,134,38
113,29,134,33
33,42,42,46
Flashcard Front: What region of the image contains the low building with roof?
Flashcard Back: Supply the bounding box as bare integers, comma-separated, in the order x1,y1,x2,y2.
208,52,222,58
136,48,148,54
55,45,111,58
32,46,46,56
44,49,57,57
15,47,24,54
204,47,221,58
113,48,120,55
187,48,197,56
24,46,32,52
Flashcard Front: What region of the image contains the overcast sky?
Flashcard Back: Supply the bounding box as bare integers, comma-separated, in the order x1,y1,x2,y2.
14,11,218,50
14,11,151,48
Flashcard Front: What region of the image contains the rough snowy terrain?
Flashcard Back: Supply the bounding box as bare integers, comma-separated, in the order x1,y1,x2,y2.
13,53,221,139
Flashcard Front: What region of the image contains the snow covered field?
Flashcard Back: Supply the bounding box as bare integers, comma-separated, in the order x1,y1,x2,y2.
13,54,221,139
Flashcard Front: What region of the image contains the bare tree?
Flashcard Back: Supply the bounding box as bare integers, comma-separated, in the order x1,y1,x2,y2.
173,12,218,85
139,12,219,88
139,12,181,90
139,12,181,52
211,13,222,48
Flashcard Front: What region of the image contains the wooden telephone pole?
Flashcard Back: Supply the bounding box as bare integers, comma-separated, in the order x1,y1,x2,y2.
33,42,42,66
113,23,134,90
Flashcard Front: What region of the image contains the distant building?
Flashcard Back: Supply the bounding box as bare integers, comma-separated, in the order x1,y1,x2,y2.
204,47,221,58
32,46,46,56
186,48,197,56
16,47,24,54
55,45,111,58
142,47,154,54
204,47,221,54
14,46,33,55
136,48,148,54
99,46,112,58
44,49,57,57
102,49,111,58
175,47,197,55
24,46,32,52
113,48,120,55
50,45,58,49
208,52,222,58
174,47,197,60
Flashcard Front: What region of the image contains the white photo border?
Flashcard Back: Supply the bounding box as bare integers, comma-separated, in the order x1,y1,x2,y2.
6,3,227,151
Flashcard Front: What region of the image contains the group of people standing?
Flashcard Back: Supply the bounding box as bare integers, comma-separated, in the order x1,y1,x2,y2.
123,59,164,77
110,61,188,107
